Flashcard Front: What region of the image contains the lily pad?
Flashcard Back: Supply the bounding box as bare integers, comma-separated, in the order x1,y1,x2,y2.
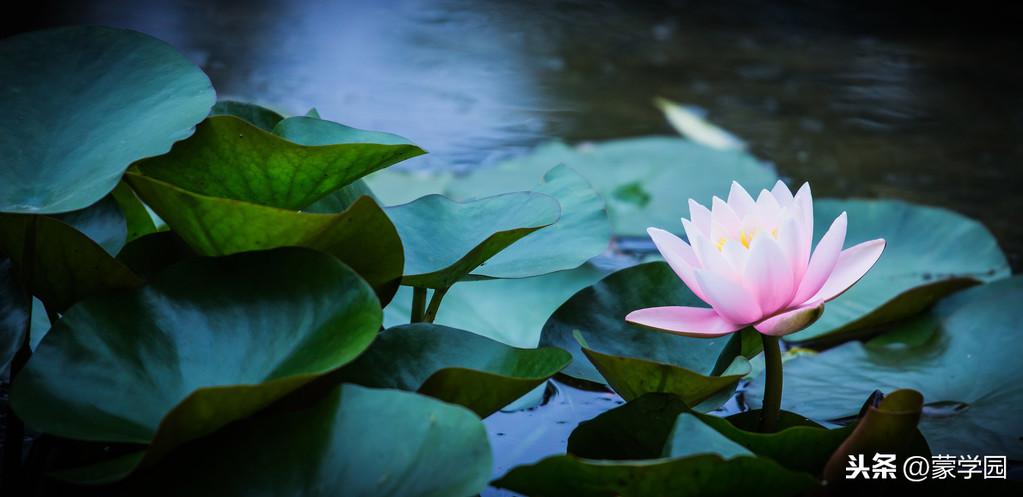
337,324,571,417
11,248,381,480
467,165,611,279
126,173,403,300
0,213,143,313
787,199,1009,344
125,384,492,497
51,195,128,256
0,26,214,214
110,182,158,244
386,193,560,288
492,453,818,497
364,169,454,206
1,258,30,371
540,262,754,386
210,100,285,131
445,137,777,236
748,276,1023,458
384,265,607,347
132,115,423,210
273,115,415,146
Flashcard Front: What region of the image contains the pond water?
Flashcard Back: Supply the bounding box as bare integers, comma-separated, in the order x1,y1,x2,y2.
9,0,1023,493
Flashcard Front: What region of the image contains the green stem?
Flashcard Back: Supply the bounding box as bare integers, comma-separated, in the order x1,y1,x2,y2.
410,287,427,323
3,216,37,493
422,287,449,324
759,334,783,433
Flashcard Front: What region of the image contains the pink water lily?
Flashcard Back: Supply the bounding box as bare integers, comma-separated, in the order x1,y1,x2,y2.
626,180,885,338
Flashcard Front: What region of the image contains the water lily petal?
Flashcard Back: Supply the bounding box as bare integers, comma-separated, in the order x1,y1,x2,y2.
755,189,783,227
793,212,847,304
694,269,762,324
812,238,886,303
647,228,707,301
793,182,814,242
687,199,712,235
625,306,743,337
775,215,805,283
690,230,738,279
711,196,742,239
744,235,796,315
721,239,747,274
754,301,824,336
727,181,757,219
771,180,794,206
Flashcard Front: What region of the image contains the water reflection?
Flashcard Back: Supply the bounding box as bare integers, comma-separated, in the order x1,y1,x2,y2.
20,0,1023,267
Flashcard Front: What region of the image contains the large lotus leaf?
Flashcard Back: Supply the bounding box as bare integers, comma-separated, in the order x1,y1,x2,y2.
0,214,143,313
337,324,570,417
787,199,1009,344
748,276,1023,458
364,169,454,206
115,231,197,280
445,137,777,236
384,265,606,347
210,100,285,132
492,454,818,497
540,262,753,385
1,258,30,371
467,165,611,279
123,384,491,497
51,195,127,256
126,174,403,299
10,248,381,480
273,115,416,146
132,116,424,210
0,26,214,214
386,193,560,288
110,182,158,244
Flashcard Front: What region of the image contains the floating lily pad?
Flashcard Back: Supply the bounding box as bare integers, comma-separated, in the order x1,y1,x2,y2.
492,453,818,497
386,193,560,288
540,262,754,387
467,165,611,279
0,213,142,313
787,199,1010,344
110,182,158,244
384,265,607,347
11,248,381,480
273,115,415,146
126,174,403,300
50,195,128,256
210,100,285,131
445,137,777,236
337,324,571,417
748,276,1023,458
133,116,423,210
124,384,492,497
0,26,214,214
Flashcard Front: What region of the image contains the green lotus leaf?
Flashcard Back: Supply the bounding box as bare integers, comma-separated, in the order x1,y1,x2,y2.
384,264,607,347
115,231,198,279
0,26,214,214
10,248,381,481
50,195,128,256
117,384,491,497
467,165,611,279
364,169,454,206
0,213,143,313
110,182,158,244
386,193,560,288
337,323,571,417
492,453,818,497
540,262,756,386
273,115,415,146
581,346,750,407
210,100,285,131
445,137,777,236
787,199,1009,344
126,173,403,300
748,276,1023,458
132,115,424,210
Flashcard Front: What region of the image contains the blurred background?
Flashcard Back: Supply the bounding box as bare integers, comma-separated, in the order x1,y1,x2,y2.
6,0,1022,269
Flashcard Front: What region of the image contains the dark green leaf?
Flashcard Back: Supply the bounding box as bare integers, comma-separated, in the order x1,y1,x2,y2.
1,258,30,371
126,173,403,300
0,26,214,214
338,324,570,417
111,182,158,244
11,248,381,481
51,195,127,256
133,116,423,210
209,100,285,131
